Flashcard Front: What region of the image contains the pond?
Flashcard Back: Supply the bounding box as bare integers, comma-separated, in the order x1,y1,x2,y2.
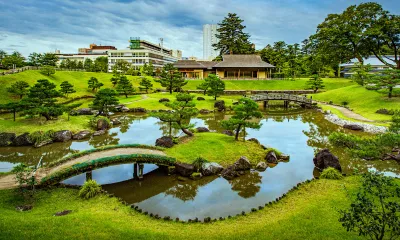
1,108,399,220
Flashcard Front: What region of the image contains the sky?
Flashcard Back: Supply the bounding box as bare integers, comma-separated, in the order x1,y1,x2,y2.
0,0,399,58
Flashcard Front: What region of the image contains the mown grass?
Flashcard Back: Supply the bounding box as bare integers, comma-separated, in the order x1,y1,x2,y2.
312,85,400,121
165,132,266,166
0,176,365,239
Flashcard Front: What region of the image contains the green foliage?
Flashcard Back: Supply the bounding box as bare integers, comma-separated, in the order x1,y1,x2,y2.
89,116,110,129
29,130,55,146
306,74,325,93
1,51,25,68
350,62,372,86
221,98,262,141
11,163,37,199
91,88,119,116
320,167,343,180
369,69,400,98
87,77,104,92
155,63,187,94
141,62,154,76
205,74,225,100
213,13,254,55
339,171,400,240
116,76,135,98
79,180,102,199
94,56,108,72
40,65,56,76
196,81,209,95
110,73,120,87
60,81,76,97
84,58,94,71
192,157,209,172
6,80,29,99
139,77,153,93
389,111,400,134
40,53,59,66
112,60,130,74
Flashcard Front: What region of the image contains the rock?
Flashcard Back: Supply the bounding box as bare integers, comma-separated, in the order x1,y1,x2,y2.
121,106,130,112
221,166,240,180
256,162,268,171
53,130,72,142
111,119,121,125
265,151,278,164
72,130,92,140
222,130,234,136
177,176,187,182
155,136,174,148
15,205,33,212
247,138,260,145
199,109,211,114
197,97,205,101
13,133,33,146
343,124,364,131
54,210,72,216
214,100,225,112
196,127,210,132
190,172,202,180
375,108,391,115
93,130,106,136
129,107,147,113
34,139,53,148
159,98,170,103
233,156,252,171
76,108,95,115
97,118,109,130
175,162,194,177
201,162,224,176
0,132,16,146
279,154,290,162
313,149,342,172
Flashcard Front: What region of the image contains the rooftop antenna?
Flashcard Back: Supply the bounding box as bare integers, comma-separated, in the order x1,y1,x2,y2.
159,38,163,55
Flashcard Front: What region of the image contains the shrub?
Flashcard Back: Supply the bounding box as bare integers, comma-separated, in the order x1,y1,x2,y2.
79,180,102,199
320,167,343,180
192,157,209,172
341,101,349,106
29,130,55,145
389,111,400,134
89,116,110,129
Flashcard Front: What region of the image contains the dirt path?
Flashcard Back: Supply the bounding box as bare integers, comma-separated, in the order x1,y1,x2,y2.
0,148,165,190
124,95,149,105
318,103,374,122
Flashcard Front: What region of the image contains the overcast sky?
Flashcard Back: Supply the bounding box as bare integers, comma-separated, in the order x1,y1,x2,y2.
0,0,399,58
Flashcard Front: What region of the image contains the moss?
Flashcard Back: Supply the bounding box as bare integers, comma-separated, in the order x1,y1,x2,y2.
320,167,344,180
265,148,282,158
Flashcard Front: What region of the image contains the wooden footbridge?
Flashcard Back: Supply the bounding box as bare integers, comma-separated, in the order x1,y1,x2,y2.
249,93,313,108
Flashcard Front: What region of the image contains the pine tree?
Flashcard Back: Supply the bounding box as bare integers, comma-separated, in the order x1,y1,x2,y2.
116,76,135,98
110,73,120,87
155,63,187,94
206,74,225,100
7,81,30,99
60,81,76,97
306,74,325,93
139,77,153,93
88,77,104,92
91,88,119,117
213,13,254,55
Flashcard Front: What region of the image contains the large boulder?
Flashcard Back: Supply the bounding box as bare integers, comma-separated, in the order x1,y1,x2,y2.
111,119,121,125
199,109,211,114
76,108,95,115
343,124,364,131
159,98,170,103
221,166,240,180
201,162,224,176
155,136,174,148
256,162,268,171
197,97,205,101
72,131,92,140
121,106,130,112
13,133,33,146
93,130,107,136
233,156,252,171
313,149,342,172
196,127,210,133
97,118,109,130
247,138,260,145
222,130,234,136
265,151,278,164
214,100,225,112
0,132,16,146
53,130,72,142
175,162,194,177
34,139,53,148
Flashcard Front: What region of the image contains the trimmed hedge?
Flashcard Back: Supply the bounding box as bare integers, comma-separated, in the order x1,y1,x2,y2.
41,154,176,186
47,144,165,168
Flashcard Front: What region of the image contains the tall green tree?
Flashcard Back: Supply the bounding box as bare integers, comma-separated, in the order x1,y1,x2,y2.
370,69,400,98
2,51,25,68
60,81,76,97
213,13,254,55
91,88,119,117
306,74,325,93
110,72,120,87
141,62,154,76
88,77,104,92
7,81,30,99
139,77,153,93
150,93,198,136
221,98,262,141
206,74,225,100
84,58,94,71
22,79,63,121
40,53,58,66
40,65,55,76
116,76,135,98
112,60,130,74
196,81,209,95
94,56,108,72
155,63,187,94
28,53,42,66
350,62,372,86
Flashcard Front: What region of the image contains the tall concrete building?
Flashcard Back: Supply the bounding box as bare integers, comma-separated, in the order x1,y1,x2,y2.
203,24,219,60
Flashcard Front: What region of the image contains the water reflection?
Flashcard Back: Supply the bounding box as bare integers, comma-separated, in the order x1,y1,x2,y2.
229,171,262,198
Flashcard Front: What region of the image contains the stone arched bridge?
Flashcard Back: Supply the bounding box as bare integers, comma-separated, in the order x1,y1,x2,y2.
249,93,313,108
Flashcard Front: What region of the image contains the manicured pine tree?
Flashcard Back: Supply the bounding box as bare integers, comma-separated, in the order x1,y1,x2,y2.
306,74,325,93
116,76,135,98
155,63,187,94
91,88,119,117
88,77,104,92
371,69,400,98
206,74,225,100
40,65,56,76
110,73,120,87
196,81,209,95
60,81,76,97
139,77,153,93
6,81,30,99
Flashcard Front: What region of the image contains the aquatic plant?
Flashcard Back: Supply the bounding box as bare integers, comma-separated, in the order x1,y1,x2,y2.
78,180,101,199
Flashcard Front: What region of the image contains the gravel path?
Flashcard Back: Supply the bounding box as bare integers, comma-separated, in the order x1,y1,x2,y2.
0,148,165,190
319,103,374,122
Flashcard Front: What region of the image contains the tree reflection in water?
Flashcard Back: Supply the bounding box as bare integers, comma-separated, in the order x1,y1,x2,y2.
89,132,120,147
229,171,262,198
165,183,198,202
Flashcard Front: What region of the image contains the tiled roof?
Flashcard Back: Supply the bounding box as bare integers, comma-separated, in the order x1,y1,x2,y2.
174,60,208,69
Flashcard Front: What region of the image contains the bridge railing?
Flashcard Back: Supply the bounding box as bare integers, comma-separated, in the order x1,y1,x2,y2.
249,93,312,104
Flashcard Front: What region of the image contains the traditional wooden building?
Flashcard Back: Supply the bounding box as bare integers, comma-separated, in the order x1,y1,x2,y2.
174,55,275,79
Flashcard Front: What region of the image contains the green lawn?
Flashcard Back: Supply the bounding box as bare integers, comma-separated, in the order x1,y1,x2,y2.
165,132,266,166
313,85,400,121
0,176,366,239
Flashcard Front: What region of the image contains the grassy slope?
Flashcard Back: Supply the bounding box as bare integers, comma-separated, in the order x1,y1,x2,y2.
0,177,364,239
313,85,400,121
165,133,267,166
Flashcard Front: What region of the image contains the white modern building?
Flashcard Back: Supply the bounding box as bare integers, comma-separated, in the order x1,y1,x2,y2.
56,44,116,65
203,24,219,60
107,38,180,72
340,55,395,78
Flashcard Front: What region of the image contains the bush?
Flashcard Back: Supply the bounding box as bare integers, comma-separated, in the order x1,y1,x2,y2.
320,167,343,180
79,180,102,199
89,116,110,129
29,130,55,144
192,157,209,172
